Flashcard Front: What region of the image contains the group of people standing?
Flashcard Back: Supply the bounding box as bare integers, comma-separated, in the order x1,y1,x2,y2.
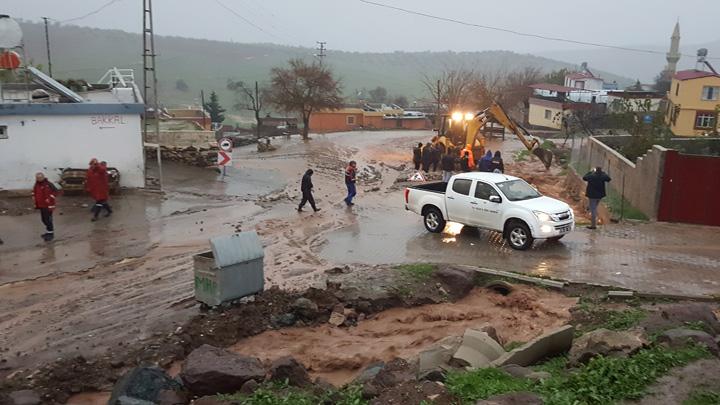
413,140,505,183
31,158,113,242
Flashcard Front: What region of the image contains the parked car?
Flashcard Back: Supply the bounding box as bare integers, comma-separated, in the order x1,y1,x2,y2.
404,172,574,250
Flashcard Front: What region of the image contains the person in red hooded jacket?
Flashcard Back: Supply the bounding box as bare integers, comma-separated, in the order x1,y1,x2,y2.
87,160,113,221
33,172,58,241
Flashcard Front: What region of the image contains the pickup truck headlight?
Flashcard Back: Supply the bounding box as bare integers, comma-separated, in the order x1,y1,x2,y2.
533,211,552,222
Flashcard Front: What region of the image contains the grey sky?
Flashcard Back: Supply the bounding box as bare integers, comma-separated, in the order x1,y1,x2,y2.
5,0,720,53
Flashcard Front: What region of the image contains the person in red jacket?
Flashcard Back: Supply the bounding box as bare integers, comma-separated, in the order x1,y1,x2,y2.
33,172,58,241
87,160,113,221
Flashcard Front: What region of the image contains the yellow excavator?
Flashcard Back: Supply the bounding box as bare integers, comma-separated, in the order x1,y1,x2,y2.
435,102,553,169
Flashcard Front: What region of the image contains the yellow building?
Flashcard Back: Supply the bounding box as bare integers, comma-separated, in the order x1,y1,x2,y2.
666,70,720,136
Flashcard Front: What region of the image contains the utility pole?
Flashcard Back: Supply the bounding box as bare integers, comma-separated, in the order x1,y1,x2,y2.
255,81,261,138
315,41,326,64
41,17,53,77
142,0,163,190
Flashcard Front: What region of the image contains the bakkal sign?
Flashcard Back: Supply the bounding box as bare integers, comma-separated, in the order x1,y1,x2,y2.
91,114,127,129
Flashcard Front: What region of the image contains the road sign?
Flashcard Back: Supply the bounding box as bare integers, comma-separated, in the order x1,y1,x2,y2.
218,151,232,166
219,137,233,152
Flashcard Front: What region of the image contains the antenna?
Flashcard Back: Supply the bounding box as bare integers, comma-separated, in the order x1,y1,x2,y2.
315,41,327,63
142,0,163,190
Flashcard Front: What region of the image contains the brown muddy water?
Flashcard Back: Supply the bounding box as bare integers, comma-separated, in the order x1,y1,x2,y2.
230,285,577,386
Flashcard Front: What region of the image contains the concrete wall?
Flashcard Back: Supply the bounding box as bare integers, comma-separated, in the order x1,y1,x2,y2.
145,130,216,148
576,136,667,219
0,113,144,190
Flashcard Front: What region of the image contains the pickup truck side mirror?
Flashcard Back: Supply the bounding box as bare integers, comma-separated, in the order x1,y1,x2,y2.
489,195,502,203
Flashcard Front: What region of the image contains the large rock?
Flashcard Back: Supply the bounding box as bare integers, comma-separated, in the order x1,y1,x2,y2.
641,303,720,336
657,328,719,356
291,297,319,319
353,362,386,385
362,358,416,399
7,390,41,405
434,266,476,298
108,367,184,405
268,356,311,386
493,325,574,367
569,328,648,365
452,329,506,368
476,392,544,404
180,344,265,396
418,336,462,378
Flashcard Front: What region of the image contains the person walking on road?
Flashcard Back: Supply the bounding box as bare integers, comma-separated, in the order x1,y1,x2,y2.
441,148,456,182
478,150,493,172
33,172,58,242
87,160,113,221
583,166,611,230
344,161,358,206
490,151,505,173
412,142,423,171
298,169,320,212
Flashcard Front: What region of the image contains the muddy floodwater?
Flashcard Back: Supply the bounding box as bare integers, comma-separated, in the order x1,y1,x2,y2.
231,285,576,386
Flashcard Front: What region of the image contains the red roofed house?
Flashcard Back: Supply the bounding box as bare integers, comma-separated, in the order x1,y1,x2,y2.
665,66,720,136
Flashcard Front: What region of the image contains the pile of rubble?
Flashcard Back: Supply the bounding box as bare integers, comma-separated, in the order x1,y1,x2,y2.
147,147,218,167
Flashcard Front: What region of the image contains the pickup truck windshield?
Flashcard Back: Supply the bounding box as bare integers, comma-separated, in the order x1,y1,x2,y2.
496,179,542,201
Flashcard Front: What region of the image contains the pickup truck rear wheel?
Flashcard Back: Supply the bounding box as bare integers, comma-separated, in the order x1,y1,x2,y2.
423,207,446,233
506,221,533,250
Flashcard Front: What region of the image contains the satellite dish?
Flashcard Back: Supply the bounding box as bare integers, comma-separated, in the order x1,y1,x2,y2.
0,15,23,49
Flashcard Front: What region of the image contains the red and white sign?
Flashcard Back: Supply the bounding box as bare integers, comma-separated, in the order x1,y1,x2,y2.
219,137,233,152
217,151,232,166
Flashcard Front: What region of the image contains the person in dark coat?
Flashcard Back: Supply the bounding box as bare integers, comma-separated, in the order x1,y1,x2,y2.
33,172,58,242
430,143,441,172
441,148,456,182
583,167,611,229
412,142,423,171
459,151,470,172
298,169,320,212
478,150,493,172
421,142,433,172
87,160,112,221
490,151,505,173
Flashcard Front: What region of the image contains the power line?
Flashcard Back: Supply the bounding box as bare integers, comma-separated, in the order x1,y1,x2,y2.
58,0,123,23
358,0,720,60
211,0,282,41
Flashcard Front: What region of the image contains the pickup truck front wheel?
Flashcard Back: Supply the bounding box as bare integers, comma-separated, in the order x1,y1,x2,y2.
506,221,533,250
424,208,446,233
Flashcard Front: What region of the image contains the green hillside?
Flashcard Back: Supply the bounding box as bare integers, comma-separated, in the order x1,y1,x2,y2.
18,21,631,121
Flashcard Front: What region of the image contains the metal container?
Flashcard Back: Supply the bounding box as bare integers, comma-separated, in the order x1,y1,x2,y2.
193,231,264,306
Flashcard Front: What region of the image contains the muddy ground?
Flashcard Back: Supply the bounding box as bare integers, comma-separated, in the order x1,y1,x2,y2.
2,130,720,403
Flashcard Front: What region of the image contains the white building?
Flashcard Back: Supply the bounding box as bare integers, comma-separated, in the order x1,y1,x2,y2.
0,68,145,191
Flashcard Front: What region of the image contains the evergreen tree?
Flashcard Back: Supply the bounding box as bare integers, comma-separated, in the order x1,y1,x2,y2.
203,91,226,123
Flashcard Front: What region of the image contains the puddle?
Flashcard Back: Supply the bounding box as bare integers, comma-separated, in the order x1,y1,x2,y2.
230,285,576,386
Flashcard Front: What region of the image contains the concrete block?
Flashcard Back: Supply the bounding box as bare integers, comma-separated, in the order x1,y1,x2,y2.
492,325,574,367
451,329,506,368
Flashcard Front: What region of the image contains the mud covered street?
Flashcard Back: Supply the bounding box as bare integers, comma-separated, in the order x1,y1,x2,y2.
2,129,720,384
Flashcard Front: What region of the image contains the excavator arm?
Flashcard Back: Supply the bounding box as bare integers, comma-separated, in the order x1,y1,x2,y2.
483,102,553,169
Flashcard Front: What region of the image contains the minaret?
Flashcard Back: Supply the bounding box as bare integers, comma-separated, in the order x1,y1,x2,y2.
666,21,681,74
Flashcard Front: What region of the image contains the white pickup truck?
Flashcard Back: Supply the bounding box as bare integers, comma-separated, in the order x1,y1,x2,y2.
404,172,574,250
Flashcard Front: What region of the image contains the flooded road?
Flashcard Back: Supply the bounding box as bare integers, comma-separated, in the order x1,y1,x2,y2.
1,129,719,378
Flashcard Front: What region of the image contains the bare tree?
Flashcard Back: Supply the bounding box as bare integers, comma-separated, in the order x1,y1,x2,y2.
266,59,343,140
228,79,266,138
498,66,542,112
422,69,476,114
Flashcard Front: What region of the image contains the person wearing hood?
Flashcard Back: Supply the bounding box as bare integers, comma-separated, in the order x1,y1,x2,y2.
298,169,320,212
490,151,505,173
421,142,433,172
33,172,58,242
412,142,423,170
478,150,493,172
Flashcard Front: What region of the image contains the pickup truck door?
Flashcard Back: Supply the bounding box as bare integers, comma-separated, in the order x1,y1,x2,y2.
470,181,504,229
446,178,474,224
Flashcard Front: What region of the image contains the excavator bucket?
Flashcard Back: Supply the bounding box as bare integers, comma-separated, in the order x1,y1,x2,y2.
532,148,554,169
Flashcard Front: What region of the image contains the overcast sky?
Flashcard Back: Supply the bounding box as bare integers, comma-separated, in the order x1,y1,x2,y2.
5,0,720,53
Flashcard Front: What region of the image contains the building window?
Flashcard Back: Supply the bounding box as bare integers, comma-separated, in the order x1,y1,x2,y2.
0,125,7,140
694,111,716,129
701,86,720,101
544,109,551,119
575,81,585,89
675,83,680,96
346,116,355,125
